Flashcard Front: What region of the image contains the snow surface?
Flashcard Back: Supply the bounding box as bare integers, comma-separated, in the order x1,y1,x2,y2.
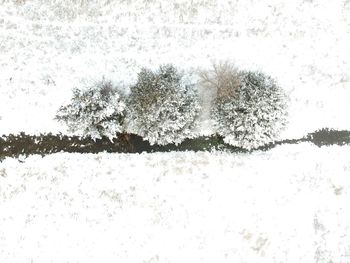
1,0,350,138
1,143,350,263
1,1,350,262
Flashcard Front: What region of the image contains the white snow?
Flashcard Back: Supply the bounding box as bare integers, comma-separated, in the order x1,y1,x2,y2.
1,1,350,262
1,143,350,262
1,0,350,137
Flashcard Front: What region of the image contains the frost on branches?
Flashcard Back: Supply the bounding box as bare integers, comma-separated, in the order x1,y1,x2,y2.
211,70,288,150
55,80,125,140
126,65,201,145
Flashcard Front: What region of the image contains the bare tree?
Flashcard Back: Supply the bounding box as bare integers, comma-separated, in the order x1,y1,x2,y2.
199,61,241,100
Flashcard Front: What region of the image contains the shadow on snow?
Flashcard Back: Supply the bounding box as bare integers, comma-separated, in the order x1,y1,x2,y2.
0,128,350,160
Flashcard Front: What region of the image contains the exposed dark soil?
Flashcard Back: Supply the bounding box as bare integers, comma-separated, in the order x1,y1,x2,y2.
0,128,349,160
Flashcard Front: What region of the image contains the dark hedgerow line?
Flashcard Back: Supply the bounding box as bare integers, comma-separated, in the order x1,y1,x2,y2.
0,129,350,160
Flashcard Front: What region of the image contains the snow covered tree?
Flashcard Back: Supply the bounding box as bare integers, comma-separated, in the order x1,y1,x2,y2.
55,79,126,140
126,64,201,145
211,70,288,150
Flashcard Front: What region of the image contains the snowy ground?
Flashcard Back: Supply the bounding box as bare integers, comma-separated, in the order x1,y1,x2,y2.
1,1,350,262
1,0,350,138
1,143,350,263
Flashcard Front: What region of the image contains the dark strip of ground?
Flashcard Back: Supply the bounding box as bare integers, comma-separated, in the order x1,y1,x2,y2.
0,128,349,160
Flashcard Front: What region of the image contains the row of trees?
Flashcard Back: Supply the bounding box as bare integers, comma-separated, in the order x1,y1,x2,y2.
55,63,288,150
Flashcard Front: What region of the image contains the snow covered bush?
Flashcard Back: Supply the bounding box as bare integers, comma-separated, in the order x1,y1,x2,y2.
209,67,288,150
126,64,201,145
55,79,126,140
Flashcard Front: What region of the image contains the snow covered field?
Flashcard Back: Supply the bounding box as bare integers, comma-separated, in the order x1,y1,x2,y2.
1,1,350,262
1,0,350,138
1,143,350,263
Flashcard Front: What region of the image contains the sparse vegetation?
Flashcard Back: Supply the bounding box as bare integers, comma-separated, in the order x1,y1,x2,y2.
199,61,241,100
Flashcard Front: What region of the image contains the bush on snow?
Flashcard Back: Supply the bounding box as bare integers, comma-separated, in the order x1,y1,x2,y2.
126,64,201,145
206,64,288,150
55,79,126,140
